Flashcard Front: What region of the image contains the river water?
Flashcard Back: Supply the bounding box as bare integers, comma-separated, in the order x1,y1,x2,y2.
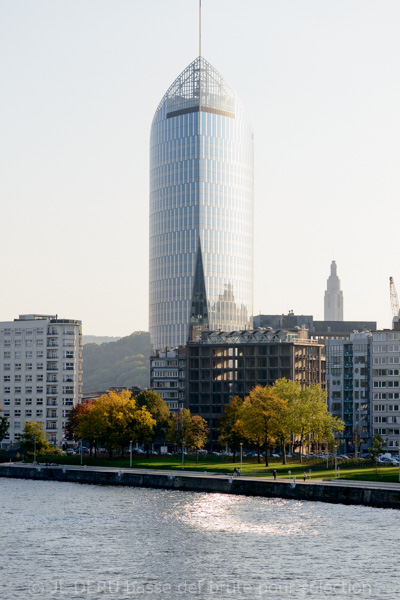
1,478,399,599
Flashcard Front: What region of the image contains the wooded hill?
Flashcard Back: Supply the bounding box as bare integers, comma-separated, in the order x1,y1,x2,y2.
82,332,150,392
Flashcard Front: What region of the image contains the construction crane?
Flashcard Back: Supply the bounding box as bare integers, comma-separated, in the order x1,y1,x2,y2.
390,277,400,324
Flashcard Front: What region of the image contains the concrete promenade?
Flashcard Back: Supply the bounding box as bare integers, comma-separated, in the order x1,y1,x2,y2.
1,463,400,510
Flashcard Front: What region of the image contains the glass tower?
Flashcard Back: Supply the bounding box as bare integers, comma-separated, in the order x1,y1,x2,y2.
149,57,254,350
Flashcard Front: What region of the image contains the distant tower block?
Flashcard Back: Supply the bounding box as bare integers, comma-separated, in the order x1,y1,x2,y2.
324,261,344,321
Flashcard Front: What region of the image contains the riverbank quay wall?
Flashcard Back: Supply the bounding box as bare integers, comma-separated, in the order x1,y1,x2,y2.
1,465,399,510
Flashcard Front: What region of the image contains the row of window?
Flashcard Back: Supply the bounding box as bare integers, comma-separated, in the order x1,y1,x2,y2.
374,404,400,411
3,361,76,371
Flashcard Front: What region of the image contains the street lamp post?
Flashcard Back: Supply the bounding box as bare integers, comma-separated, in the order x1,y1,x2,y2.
334,443,338,478
130,440,133,468
326,438,329,469
398,441,400,483
180,402,185,470
80,440,83,465
240,442,243,475
33,435,37,465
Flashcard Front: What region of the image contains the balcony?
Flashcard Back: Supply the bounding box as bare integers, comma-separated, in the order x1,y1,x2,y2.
46,400,58,406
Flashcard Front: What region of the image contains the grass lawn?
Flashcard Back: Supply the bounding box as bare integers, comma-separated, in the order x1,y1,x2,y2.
24,454,400,483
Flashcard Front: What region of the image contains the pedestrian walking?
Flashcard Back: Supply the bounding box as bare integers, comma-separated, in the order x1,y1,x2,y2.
273,469,277,480
303,472,306,482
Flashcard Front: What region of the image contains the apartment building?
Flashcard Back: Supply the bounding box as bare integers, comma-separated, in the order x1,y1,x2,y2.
150,347,186,412
325,332,372,453
0,315,82,448
371,329,400,453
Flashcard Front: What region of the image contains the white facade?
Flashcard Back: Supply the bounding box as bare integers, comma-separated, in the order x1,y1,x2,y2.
324,260,344,321
0,315,82,448
372,329,400,452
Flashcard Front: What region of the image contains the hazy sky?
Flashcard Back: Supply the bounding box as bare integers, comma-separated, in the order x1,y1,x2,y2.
1,0,399,336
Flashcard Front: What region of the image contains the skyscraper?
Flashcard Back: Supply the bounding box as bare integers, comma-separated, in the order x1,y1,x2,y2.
324,260,344,321
149,57,254,350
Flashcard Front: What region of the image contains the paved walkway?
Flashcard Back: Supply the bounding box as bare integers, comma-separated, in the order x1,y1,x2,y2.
5,462,400,492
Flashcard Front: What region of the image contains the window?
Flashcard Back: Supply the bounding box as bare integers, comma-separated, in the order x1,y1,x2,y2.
26,362,33,371
36,398,43,406
15,363,21,371
25,375,33,382
25,410,32,417
14,351,21,359
36,410,43,417
14,410,21,417
3,351,10,359
37,374,43,382
3,363,10,371
3,386,10,394
25,352,33,359
36,386,43,394
3,376,10,382
25,386,32,394
37,350,44,358
37,363,43,370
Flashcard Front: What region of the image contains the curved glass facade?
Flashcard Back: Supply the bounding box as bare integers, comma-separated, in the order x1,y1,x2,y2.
150,57,253,350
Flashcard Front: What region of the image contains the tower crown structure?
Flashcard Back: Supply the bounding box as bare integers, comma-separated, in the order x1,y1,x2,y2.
324,260,344,321
149,57,254,350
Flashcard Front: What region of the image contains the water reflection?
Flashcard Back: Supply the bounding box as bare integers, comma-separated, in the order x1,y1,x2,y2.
177,494,321,536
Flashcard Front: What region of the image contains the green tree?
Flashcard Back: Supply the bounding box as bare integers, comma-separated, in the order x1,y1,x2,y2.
217,396,247,462
241,385,289,466
135,390,170,455
369,433,383,474
272,379,302,463
168,409,209,460
19,421,51,455
0,404,9,443
186,415,209,460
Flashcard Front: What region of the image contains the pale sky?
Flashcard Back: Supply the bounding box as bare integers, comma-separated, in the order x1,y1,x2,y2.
1,0,399,336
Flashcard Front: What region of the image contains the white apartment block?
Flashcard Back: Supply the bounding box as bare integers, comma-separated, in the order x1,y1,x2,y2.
372,329,400,452
0,315,82,448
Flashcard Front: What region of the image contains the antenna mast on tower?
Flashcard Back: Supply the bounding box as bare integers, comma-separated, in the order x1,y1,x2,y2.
199,0,202,58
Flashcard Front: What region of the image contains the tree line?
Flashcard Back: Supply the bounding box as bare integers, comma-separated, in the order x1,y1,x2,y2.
218,379,344,465
2,379,344,463
65,389,209,458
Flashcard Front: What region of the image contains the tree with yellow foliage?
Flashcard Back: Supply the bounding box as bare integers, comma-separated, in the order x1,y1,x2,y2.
241,385,289,466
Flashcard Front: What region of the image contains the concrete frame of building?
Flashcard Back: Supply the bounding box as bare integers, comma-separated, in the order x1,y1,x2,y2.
185,328,325,445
